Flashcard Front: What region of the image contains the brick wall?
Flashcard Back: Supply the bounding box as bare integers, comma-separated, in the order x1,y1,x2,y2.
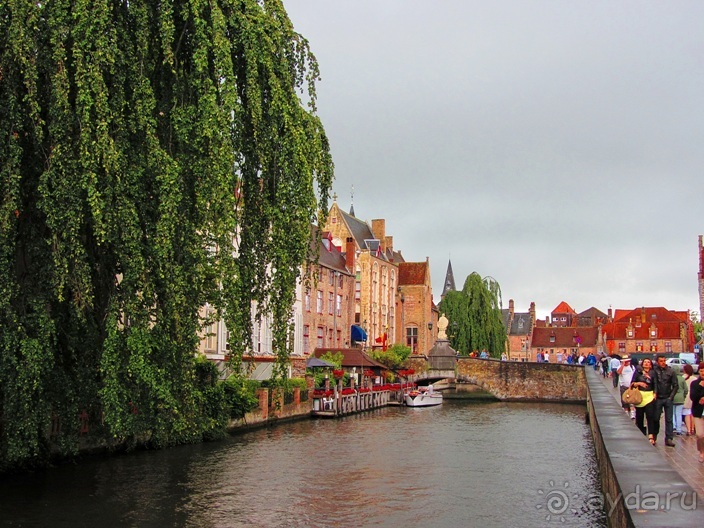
456,357,587,402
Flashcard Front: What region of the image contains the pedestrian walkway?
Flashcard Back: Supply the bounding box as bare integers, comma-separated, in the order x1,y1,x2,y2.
595,371,704,498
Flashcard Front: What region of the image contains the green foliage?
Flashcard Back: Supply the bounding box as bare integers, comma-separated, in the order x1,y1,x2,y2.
691,312,702,344
438,272,507,358
222,375,260,420
370,344,411,370
319,351,343,369
0,0,332,470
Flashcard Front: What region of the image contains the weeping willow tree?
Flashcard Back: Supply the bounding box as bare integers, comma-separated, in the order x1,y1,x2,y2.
438,273,506,357
0,0,333,468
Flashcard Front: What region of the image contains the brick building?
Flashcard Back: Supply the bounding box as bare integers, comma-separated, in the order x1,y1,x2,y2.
601,306,695,356
300,230,356,354
502,299,536,361
397,259,437,355
323,200,404,348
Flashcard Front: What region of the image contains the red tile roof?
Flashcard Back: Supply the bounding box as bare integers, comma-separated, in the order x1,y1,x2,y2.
552,301,576,314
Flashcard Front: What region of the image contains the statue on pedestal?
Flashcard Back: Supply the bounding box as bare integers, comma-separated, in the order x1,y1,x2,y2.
437,313,449,340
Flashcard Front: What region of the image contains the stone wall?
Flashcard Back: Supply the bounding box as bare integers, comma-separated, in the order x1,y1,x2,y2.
456,357,587,402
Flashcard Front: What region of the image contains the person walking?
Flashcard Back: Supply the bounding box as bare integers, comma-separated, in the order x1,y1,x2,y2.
610,355,621,388
672,368,688,436
682,364,697,436
688,363,704,463
652,354,679,447
617,357,635,417
631,358,658,445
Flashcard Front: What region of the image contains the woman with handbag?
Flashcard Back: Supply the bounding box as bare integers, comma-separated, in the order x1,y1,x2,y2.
631,358,658,445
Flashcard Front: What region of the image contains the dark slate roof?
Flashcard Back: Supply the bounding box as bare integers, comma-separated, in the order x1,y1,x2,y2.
509,313,533,335
338,208,375,249
531,326,599,348
441,260,456,297
310,226,352,276
501,309,511,329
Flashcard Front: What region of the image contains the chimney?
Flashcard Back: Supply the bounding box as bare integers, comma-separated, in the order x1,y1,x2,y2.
371,219,386,250
608,307,612,321
345,237,356,272
641,306,646,323
509,299,515,316
385,236,393,254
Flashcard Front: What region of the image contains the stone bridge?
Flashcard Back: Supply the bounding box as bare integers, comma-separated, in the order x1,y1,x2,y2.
404,356,587,402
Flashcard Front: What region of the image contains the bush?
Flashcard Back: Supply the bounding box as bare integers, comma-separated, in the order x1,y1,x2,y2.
222,376,260,419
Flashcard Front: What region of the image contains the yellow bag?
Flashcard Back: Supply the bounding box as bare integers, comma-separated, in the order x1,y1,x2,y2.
635,390,655,408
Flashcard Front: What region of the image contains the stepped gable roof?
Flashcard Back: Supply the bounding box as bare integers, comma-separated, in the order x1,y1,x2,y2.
398,262,427,286
509,313,532,335
552,301,576,314
532,326,598,348
313,348,387,369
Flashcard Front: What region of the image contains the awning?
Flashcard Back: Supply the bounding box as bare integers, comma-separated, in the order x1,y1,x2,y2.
351,325,367,343
306,357,335,368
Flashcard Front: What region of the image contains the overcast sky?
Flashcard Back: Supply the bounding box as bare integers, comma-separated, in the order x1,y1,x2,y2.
282,0,704,320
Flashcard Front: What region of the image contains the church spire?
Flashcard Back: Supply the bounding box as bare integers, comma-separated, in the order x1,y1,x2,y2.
441,259,456,298
349,184,355,217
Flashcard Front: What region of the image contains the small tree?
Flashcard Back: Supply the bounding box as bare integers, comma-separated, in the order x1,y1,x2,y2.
370,344,411,370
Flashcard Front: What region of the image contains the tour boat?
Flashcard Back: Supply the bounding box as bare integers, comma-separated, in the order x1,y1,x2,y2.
405,385,443,407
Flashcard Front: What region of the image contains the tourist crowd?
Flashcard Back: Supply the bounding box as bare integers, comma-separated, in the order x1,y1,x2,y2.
608,354,704,463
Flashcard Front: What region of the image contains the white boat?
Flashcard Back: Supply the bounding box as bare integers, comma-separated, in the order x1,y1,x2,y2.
405,385,443,407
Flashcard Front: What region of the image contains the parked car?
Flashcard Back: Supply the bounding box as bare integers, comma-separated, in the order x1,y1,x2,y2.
665,357,699,373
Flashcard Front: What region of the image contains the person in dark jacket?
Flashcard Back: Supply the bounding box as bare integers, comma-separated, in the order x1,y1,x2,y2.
689,363,704,463
652,355,679,447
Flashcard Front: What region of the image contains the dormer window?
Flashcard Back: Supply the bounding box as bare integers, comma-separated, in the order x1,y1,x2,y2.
549,332,556,343
649,324,657,338
627,329,633,338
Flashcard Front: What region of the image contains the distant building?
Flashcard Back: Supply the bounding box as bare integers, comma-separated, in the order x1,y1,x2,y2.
324,199,404,348
397,259,437,355
502,299,536,361
601,306,695,356
551,301,577,327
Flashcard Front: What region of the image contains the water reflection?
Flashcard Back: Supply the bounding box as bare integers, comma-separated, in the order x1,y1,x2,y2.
0,401,605,527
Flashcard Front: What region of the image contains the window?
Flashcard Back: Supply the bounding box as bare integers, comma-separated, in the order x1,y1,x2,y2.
636,342,643,352
665,341,672,353
627,329,633,338
328,292,334,315
317,327,324,348
316,290,323,314
329,269,335,285
336,329,341,347
406,326,418,351
336,294,342,317
338,274,343,288
549,333,555,343
305,289,311,312
355,281,361,301
650,327,657,338
650,342,657,352
303,325,310,354
618,342,625,353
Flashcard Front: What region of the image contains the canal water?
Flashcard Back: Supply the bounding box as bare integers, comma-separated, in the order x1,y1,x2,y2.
0,400,606,527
